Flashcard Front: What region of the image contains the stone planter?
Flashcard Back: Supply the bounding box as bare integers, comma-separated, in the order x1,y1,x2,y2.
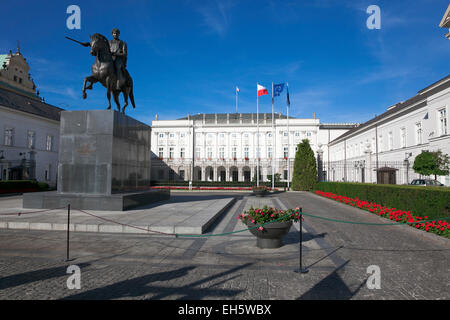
247,220,293,248
252,189,267,197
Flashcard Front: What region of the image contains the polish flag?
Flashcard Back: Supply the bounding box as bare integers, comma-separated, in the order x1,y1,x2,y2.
236,87,240,93
257,84,268,97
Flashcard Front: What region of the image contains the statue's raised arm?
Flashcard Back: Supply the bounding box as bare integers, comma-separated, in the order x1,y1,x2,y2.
65,36,90,47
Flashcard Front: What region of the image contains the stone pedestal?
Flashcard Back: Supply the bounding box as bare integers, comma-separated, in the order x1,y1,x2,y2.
23,110,169,211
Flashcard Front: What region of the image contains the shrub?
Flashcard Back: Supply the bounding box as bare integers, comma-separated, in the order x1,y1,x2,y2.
315,182,450,220
292,139,317,191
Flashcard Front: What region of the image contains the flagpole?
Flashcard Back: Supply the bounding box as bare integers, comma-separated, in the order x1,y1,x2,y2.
287,82,290,191
236,87,238,113
257,83,260,187
271,82,275,191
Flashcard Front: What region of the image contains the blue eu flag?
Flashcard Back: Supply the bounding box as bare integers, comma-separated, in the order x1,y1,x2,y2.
274,83,285,97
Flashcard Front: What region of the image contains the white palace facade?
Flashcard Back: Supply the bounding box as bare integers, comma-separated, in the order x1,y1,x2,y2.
327,75,450,186
150,113,358,183
0,47,62,187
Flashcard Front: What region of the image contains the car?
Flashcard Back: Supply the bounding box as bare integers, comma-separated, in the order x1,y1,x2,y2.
410,179,444,187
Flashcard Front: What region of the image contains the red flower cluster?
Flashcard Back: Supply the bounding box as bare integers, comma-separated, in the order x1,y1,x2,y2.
314,190,450,237
236,206,303,231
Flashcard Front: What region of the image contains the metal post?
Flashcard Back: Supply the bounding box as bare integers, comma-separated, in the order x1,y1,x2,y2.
295,208,308,274
66,204,70,262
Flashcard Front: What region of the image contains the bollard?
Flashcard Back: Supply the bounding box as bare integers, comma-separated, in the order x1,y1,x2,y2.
295,208,309,274
66,204,70,262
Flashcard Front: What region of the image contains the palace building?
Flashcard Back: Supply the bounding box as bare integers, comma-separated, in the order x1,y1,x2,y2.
0,47,63,186
150,113,358,183
327,75,450,186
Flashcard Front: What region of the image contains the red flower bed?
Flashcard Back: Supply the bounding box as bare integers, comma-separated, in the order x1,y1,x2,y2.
314,190,450,238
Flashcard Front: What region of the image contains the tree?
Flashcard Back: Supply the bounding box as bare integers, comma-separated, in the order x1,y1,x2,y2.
291,139,317,191
413,150,450,180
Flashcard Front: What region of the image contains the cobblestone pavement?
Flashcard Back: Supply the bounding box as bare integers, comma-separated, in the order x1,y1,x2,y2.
0,192,449,300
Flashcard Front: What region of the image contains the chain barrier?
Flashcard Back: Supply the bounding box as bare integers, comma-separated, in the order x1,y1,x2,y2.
0,207,67,216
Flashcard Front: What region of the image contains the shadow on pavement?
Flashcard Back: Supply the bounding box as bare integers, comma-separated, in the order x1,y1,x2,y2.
63,263,252,300
297,261,367,300
0,262,91,291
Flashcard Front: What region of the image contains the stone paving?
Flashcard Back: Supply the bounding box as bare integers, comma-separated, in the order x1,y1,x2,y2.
0,194,236,235
0,191,449,300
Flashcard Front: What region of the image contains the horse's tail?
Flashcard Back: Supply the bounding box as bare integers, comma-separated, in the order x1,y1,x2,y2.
129,80,136,109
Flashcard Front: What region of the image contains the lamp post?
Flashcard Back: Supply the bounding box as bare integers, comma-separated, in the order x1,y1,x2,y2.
404,152,412,185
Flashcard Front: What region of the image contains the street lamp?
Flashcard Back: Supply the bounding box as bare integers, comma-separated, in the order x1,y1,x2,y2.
404,152,412,184
439,4,450,39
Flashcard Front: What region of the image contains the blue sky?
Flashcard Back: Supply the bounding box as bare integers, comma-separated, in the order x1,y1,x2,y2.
1,0,448,125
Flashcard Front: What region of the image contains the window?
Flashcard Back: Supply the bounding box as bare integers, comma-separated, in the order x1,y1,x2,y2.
179,170,185,180
219,133,225,139
158,147,164,158
180,133,185,138
244,147,249,158
45,164,51,181
27,131,35,149
169,147,174,159
378,135,383,152
283,147,289,158
268,132,272,138
388,132,393,150
283,131,288,137
169,133,174,138
439,108,447,135
219,147,224,159
295,131,300,137
4,128,13,146
207,147,212,159
256,147,261,158
268,147,273,159
46,135,53,151
195,147,201,159
244,133,249,138
415,122,422,145
306,132,311,137
400,128,406,148
231,147,237,159
284,170,288,180
180,147,185,159
159,133,164,138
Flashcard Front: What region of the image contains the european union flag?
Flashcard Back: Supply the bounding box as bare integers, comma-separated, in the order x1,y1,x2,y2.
274,83,285,97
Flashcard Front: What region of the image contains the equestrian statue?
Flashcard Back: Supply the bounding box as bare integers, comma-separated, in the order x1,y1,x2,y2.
66,28,135,113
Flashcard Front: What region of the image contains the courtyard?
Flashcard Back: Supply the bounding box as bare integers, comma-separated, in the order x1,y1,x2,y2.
0,191,448,301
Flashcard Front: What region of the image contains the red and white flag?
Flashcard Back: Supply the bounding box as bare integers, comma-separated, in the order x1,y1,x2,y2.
236,86,240,93
257,84,268,97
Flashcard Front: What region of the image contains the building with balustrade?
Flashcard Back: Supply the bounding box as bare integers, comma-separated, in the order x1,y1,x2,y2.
150,113,358,183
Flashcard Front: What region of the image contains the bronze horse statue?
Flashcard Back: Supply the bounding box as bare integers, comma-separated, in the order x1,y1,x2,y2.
81,33,135,113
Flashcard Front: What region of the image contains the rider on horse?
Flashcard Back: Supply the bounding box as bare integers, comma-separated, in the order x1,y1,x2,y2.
80,27,127,90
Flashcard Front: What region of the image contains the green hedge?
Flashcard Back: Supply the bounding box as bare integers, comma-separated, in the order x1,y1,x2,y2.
151,180,288,188
0,180,49,193
315,182,450,220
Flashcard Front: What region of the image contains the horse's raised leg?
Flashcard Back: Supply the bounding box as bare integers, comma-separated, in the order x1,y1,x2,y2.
82,76,97,99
